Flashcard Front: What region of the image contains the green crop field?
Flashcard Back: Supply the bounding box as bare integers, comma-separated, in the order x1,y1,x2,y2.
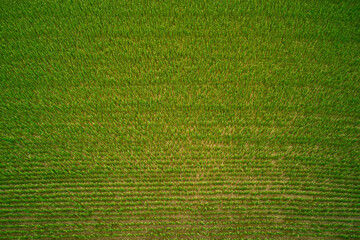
1,0,359,239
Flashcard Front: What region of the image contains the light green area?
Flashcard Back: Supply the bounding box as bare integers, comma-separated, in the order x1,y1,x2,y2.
1,0,359,238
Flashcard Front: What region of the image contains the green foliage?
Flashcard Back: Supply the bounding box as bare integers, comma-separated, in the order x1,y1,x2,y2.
1,0,359,238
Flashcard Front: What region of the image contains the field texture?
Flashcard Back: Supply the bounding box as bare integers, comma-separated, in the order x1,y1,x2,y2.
1,0,360,239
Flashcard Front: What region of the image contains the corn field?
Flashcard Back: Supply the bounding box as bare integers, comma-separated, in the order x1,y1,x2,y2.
1,0,359,239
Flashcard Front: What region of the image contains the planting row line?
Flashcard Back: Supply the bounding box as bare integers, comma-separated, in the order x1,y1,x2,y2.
3,182,358,196
3,188,358,201
2,203,358,213
2,170,358,185
2,219,358,229
1,213,358,223
1,227,356,239
1,178,355,191
2,208,359,220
